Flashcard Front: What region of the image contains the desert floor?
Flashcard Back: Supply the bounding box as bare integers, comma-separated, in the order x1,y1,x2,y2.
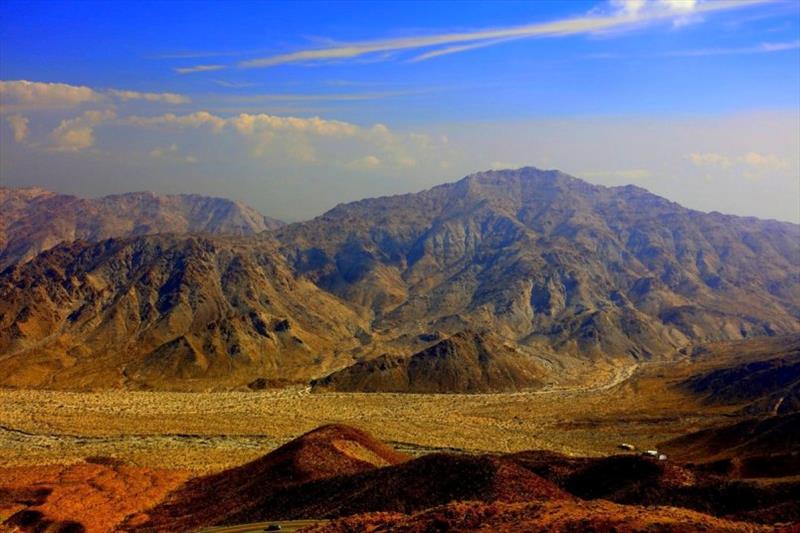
0,356,740,473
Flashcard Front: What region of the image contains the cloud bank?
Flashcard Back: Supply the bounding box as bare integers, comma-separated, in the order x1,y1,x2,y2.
0,80,190,112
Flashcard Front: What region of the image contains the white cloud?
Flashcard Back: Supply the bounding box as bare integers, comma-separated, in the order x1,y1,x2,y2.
227,113,361,137
667,40,800,57
0,80,191,112
218,0,766,68
49,109,115,152
346,155,382,170
125,111,227,132
740,151,788,170
689,152,732,168
174,64,225,74
108,89,190,104
150,143,197,163
6,114,29,142
689,151,790,180
119,110,449,170
0,80,101,112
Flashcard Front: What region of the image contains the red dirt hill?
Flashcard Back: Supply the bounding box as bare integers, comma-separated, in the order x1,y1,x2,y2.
125,424,408,530
307,499,778,532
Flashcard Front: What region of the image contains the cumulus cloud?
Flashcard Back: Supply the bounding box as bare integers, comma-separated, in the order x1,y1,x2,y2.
125,111,227,132
689,152,732,168
49,109,115,152
119,109,448,170
688,151,789,178
0,80,191,112
108,89,190,104
150,143,197,163
195,0,766,69
0,80,101,112
6,114,29,142
346,154,382,170
740,151,788,170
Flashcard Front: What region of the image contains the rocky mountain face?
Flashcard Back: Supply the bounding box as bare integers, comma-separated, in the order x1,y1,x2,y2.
0,234,365,390
312,331,546,393
0,168,798,390
0,187,284,270
276,167,800,360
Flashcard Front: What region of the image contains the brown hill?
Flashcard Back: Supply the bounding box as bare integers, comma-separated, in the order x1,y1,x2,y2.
0,187,283,271
511,449,800,524
132,438,566,531
311,330,546,393
215,453,569,526
679,335,800,415
276,167,800,360
309,499,778,533
0,460,189,533
0,234,365,390
124,424,409,531
660,413,800,479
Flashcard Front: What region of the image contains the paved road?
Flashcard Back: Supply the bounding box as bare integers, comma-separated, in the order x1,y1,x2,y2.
197,519,328,533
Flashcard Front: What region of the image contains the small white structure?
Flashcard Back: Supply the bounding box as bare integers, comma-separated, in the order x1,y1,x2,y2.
658,454,668,461
644,450,659,457
618,443,635,451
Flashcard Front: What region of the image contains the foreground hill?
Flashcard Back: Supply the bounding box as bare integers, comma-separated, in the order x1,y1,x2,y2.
276,167,800,359
0,234,365,390
311,330,546,393
661,413,800,479
124,424,410,530
312,500,777,533
130,423,798,531
0,187,283,271
3,423,796,531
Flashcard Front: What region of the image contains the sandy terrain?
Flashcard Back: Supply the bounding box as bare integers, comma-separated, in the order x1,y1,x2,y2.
0,357,738,473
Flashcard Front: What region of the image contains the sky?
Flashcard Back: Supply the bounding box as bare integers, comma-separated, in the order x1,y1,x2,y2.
1,0,799,222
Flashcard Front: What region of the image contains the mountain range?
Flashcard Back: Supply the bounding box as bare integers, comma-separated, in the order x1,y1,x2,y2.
0,188,284,271
1,168,798,390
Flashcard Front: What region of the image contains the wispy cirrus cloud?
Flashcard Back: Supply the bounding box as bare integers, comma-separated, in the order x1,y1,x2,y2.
208,89,429,104
172,0,768,72
666,39,800,57
174,64,225,74
212,79,258,88
107,89,191,104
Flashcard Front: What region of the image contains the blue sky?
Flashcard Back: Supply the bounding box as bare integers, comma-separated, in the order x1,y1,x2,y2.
1,0,799,221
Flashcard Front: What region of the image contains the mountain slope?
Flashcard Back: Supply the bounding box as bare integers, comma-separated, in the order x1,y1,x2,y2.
679,335,800,415
1,168,798,390
276,167,800,359
311,330,546,393
0,234,365,390
0,187,284,270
